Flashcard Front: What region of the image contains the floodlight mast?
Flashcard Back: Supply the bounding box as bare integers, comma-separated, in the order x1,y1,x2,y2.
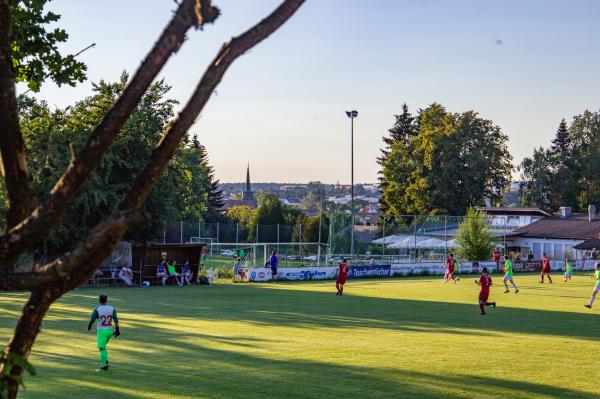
345,110,358,256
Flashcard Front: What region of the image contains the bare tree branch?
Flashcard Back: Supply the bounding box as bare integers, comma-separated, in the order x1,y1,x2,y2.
0,0,305,292
1,2,304,396
0,210,146,292
0,0,37,228
120,0,305,211
0,0,219,265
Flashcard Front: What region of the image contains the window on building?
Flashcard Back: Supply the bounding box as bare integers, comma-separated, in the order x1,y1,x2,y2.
533,243,542,260
553,244,564,259
543,243,552,258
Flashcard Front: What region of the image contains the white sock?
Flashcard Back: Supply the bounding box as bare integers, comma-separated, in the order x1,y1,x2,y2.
512,282,518,290
504,282,509,290
590,292,598,306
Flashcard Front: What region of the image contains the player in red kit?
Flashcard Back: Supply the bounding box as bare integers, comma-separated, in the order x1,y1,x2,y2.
540,252,553,283
475,267,496,315
336,259,349,296
441,253,460,283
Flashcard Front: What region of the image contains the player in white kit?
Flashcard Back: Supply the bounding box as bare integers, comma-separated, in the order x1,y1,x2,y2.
88,294,120,371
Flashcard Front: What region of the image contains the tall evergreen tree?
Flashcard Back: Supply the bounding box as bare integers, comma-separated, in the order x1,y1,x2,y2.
377,103,417,212
192,137,224,222
551,119,570,160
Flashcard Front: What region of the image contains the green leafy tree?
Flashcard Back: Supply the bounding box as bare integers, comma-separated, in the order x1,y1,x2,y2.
519,148,554,210
11,0,87,91
292,214,328,243
381,104,512,215
225,205,257,227
18,75,212,254
520,113,599,212
455,208,495,260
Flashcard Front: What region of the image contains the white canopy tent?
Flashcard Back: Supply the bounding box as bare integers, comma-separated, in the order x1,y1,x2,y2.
415,238,446,248
387,236,431,248
371,234,403,245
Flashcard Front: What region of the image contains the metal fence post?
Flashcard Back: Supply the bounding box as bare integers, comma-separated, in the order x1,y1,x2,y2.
163,223,166,244
216,222,220,243
413,215,417,262
236,223,239,244
180,221,183,243
299,223,302,257
382,217,386,259
256,224,259,243
444,215,448,258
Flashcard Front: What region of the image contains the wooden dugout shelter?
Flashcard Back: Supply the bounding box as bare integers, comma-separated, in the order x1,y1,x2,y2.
132,243,207,285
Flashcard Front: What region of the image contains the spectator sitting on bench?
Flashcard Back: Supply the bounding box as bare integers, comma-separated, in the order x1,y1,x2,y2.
92,269,104,284
167,259,183,286
181,260,192,285
233,257,246,281
118,264,134,287
157,258,168,286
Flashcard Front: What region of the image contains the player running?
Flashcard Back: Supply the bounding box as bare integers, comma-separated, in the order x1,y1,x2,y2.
336,259,349,296
475,267,496,315
563,258,574,283
540,252,553,283
584,263,600,309
87,294,120,371
440,253,460,283
502,255,519,293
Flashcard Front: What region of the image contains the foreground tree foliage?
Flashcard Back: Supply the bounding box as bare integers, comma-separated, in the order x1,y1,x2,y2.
380,103,512,216
0,0,304,397
4,76,215,257
11,0,87,92
520,111,600,212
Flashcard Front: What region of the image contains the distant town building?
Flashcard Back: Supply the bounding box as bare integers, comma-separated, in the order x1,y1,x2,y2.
241,163,255,201
220,163,258,210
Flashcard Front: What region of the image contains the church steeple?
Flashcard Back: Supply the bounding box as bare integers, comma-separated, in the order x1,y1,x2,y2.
242,162,254,201
245,162,251,192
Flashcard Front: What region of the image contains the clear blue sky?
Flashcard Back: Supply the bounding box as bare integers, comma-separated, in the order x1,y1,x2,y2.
23,0,600,184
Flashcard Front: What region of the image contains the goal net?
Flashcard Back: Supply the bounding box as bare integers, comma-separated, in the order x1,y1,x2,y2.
204,242,330,269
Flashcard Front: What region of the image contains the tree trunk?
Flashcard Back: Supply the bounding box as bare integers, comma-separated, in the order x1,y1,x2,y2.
4,289,56,399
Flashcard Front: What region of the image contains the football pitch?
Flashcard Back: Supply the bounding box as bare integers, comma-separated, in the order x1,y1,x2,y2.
1,275,599,399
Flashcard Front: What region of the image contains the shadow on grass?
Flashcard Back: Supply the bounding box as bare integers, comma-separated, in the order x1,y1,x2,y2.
78,282,599,341
1,282,599,398
12,329,600,399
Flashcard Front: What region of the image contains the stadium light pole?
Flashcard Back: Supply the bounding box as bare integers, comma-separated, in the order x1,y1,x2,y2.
345,110,358,256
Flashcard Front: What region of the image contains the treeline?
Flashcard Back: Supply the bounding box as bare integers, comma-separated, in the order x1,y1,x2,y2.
378,103,512,215
519,110,600,212
0,74,223,257
225,193,328,243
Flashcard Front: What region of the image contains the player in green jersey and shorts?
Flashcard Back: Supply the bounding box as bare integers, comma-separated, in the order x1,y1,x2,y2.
503,255,519,293
563,258,574,282
88,294,120,371
584,263,600,309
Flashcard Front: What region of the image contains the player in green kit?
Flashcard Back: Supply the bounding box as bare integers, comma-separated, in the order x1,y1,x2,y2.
502,255,519,293
563,258,574,283
88,294,120,371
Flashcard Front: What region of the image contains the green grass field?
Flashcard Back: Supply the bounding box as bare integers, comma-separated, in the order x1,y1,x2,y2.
1,274,599,399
